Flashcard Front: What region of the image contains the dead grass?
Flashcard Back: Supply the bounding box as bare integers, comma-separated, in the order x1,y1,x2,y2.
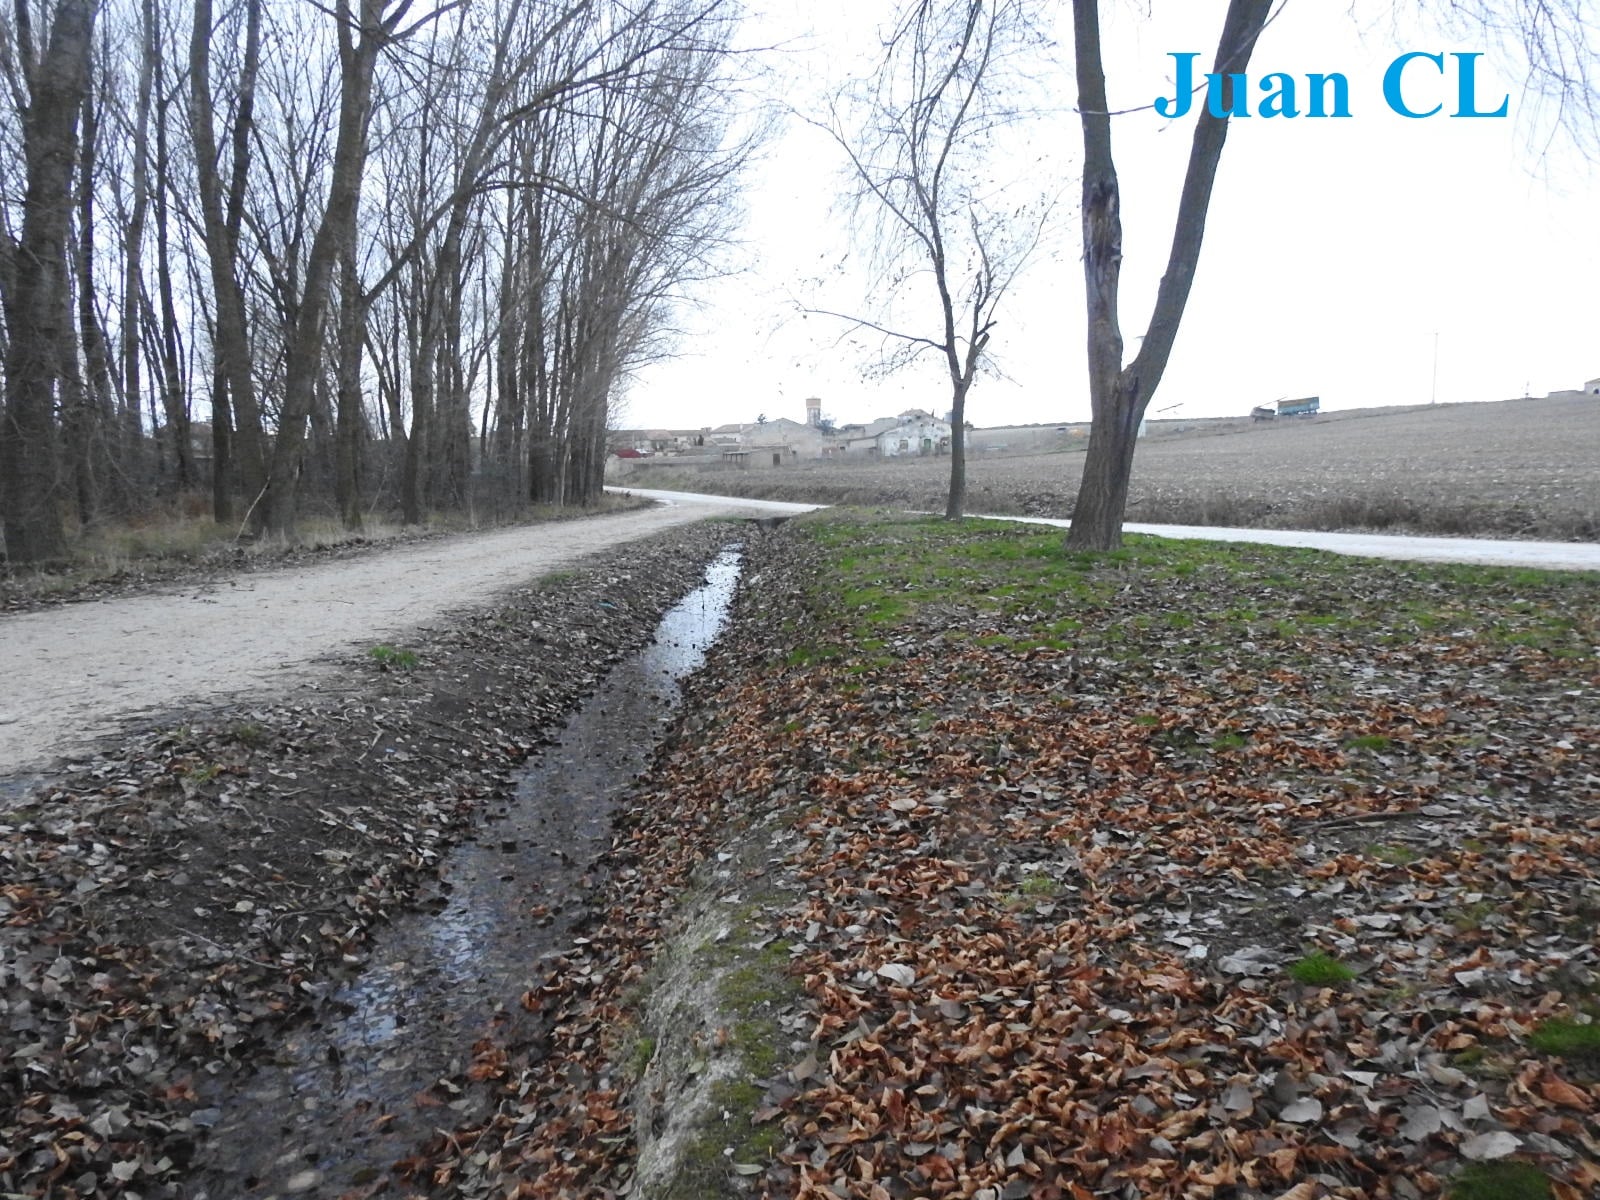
619,396,1600,540
1,492,650,610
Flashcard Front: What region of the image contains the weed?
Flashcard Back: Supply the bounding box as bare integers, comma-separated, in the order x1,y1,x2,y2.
1528,1017,1600,1059
1448,1161,1552,1200
1289,951,1357,987
1369,842,1421,866
628,1034,657,1079
1211,731,1247,752
1447,900,1497,931
1345,734,1393,753
1019,873,1059,899
230,722,267,748
368,644,419,671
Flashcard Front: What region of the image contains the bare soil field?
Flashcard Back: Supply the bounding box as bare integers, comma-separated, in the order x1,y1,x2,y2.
620,395,1600,540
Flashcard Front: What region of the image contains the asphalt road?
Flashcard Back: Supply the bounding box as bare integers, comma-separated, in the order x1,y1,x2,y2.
613,487,1600,571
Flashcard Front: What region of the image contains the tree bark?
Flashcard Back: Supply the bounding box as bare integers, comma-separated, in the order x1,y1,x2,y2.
74,58,122,520
190,0,266,521
334,248,365,530
0,0,98,564
121,0,157,513
262,0,406,540
1065,0,1272,550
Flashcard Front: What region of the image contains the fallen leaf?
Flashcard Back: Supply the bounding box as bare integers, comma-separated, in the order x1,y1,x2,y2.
1460,1131,1521,1161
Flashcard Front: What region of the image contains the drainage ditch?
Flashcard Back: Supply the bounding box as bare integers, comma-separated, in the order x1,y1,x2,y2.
187,546,745,1198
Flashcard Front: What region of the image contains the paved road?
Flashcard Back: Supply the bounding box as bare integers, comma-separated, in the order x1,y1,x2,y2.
614,487,1600,572
0,496,815,778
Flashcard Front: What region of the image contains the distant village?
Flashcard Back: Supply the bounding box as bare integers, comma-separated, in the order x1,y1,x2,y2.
609,399,1090,471
609,377,1600,473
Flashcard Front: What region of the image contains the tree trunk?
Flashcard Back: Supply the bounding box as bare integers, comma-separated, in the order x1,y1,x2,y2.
120,0,157,515
944,386,968,519
74,61,121,522
190,0,266,520
151,123,192,492
262,0,402,539
59,263,94,528
1065,0,1272,550
334,249,365,530
0,0,97,564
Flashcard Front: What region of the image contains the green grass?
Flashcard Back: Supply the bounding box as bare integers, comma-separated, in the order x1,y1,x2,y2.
368,644,419,671
1448,1162,1553,1200
182,762,223,786
1369,842,1421,866
230,722,267,747
1345,734,1393,753
627,1033,657,1079
1528,1017,1600,1059
1289,952,1357,987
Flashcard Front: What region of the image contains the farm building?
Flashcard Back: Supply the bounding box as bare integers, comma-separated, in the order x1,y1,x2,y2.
721,444,801,469
1277,396,1320,418
1586,377,1600,395
876,411,952,457
608,428,708,454
707,417,825,459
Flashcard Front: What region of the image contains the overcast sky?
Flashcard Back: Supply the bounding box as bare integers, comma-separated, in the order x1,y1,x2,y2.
618,1,1599,432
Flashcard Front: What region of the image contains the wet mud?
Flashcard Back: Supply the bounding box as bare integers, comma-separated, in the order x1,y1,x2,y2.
186,548,743,1198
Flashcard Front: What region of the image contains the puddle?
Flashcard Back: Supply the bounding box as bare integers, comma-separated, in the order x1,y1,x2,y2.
187,547,743,1197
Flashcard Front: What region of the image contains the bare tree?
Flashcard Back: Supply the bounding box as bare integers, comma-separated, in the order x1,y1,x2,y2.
1063,0,1271,550
0,0,98,564
821,0,1052,519
0,0,754,554
1064,0,1600,550
191,0,267,524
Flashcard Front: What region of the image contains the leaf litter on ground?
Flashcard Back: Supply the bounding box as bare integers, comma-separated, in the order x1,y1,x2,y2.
412,510,1598,1200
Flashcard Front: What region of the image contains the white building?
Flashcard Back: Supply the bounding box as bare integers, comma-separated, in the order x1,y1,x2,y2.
875,410,952,457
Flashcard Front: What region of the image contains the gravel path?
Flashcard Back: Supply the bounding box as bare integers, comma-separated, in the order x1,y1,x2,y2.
0,497,814,776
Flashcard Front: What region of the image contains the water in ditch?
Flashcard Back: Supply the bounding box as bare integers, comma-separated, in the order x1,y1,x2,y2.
187,547,743,1198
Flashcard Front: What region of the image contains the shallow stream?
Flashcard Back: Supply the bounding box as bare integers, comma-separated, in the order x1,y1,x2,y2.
187,547,743,1197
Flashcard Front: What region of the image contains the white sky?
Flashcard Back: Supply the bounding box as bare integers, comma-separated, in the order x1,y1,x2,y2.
618,1,1600,432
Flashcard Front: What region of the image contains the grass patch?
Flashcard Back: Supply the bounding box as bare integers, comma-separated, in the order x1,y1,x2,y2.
1369,842,1421,867
1345,734,1393,753
229,722,267,748
368,644,419,671
1448,1161,1553,1200
1289,951,1357,987
1528,1017,1600,1059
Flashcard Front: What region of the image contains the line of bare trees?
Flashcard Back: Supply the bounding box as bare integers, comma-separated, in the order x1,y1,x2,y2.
0,0,752,563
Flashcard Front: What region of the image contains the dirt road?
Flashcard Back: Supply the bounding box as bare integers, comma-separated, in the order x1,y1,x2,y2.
0,497,815,777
